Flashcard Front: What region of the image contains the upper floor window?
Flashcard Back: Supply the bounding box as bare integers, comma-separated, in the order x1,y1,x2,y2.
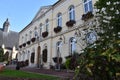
25,34,27,42
56,41,62,57
45,19,49,32
34,27,38,38
22,36,24,43
57,13,62,27
69,5,75,20
69,37,76,55
40,23,42,37
84,0,93,13
29,31,32,39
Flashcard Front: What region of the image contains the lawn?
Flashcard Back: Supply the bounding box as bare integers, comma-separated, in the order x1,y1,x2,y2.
0,69,60,80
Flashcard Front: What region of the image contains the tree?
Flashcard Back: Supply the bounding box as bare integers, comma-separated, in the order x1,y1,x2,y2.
74,0,120,80
0,48,4,62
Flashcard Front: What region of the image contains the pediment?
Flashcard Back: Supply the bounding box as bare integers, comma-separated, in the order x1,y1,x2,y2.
32,5,52,21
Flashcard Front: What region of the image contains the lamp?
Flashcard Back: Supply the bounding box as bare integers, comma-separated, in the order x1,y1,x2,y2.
59,34,65,44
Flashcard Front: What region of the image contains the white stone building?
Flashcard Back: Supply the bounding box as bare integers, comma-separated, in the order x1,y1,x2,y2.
18,0,97,69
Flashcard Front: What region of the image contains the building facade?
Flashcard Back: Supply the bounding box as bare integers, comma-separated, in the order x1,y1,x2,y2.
18,0,97,69
0,19,19,62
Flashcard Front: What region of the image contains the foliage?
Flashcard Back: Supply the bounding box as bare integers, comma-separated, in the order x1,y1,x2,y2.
65,52,79,70
74,0,120,79
0,48,4,62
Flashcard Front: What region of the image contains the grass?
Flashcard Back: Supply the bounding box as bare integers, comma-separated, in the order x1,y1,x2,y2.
0,69,60,80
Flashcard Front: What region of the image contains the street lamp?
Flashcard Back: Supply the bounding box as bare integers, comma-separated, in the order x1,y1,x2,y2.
59,34,66,44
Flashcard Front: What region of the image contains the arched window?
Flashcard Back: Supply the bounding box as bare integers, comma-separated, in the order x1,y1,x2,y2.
56,41,62,57
31,52,35,63
57,13,62,27
42,45,47,63
69,5,75,20
45,19,49,31
84,0,93,13
69,37,77,55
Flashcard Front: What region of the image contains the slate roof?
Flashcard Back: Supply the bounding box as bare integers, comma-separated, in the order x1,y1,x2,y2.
0,28,19,49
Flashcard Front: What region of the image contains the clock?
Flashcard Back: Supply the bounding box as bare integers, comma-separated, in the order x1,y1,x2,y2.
86,32,97,44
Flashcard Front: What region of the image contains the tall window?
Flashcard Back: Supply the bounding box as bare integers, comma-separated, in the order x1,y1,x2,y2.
34,27,38,38
84,0,93,13
45,19,49,31
39,23,42,37
56,41,62,57
69,5,75,20
29,31,32,40
57,13,62,27
70,37,76,55
25,34,27,42
22,36,24,44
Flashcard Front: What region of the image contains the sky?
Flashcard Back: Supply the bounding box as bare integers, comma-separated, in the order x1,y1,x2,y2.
0,0,58,32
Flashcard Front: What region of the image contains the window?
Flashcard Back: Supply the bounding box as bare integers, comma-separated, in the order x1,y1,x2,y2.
57,13,62,27
22,36,24,43
42,45,47,63
25,34,27,42
39,23,42,37
56,41,62,57
34,31,38,38
29,31,32,40
69,5,75,20
84,0,93,13
45,19,49,31
70,37,76,55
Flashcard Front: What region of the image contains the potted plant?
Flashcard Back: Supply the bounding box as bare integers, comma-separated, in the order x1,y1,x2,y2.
54,26,62,33
42,31,48,38
27,41,31,45
66,20,76,27
52,57,62,64
31,37,36,42
23,43,26,47
81,11,94,21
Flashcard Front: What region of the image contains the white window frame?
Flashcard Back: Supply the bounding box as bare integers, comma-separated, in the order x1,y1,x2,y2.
69,5,75,20
84,0,93,13
56,41,62,57
69,37,76,55
39,23,42,37
57,13,62,27
45,19,49,31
